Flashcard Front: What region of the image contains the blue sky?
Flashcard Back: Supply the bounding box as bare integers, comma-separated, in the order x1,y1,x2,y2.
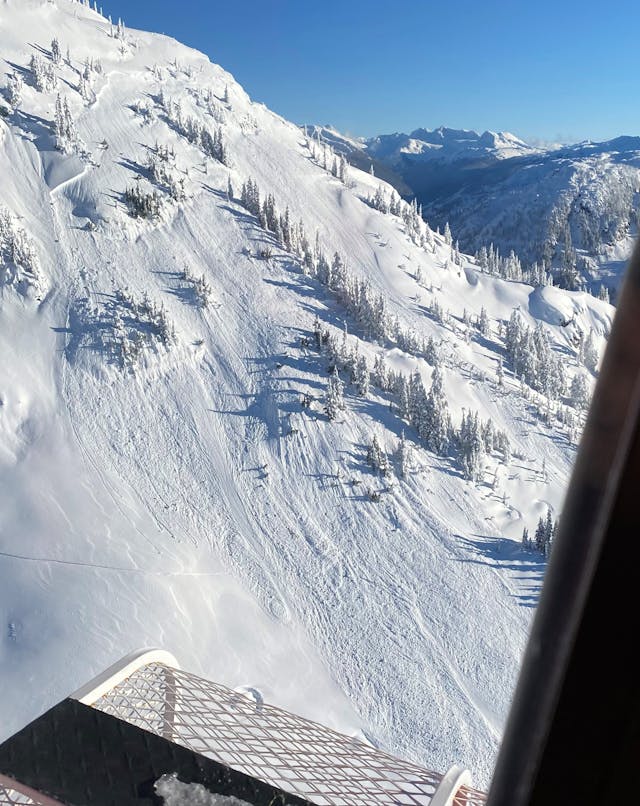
110,0,640,144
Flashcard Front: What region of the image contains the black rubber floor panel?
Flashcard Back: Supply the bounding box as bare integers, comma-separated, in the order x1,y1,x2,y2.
0,698,312,805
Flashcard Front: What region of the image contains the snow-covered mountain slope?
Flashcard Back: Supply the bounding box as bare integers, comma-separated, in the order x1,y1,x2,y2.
0,0,615,789
319,123,640,293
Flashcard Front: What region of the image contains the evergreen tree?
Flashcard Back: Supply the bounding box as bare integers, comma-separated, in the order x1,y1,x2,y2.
405,369,423,429
338,155,347,183
459,411,484,482
124,185,161,219
482,419,495,455
534,516,547,553
325,367,344,421
395,431,413,479
424,365,450,455
51,38,61,64
495,429,511,464
570,371,590,411
30,54,57,92
367,434,389,475
396,375,410,420
562,225,578,289
583,329,599,373
478,306,490,337
372,353,388,390
78,73,91,102
425,336,438,366
544,510,554,551
7,72,23,108
354,354,369,397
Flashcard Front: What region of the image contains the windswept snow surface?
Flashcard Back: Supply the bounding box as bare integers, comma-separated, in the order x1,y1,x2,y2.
0,0,615,788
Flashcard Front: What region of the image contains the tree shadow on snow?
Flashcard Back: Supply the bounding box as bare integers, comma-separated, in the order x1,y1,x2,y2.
151,269,203,308
455,533,546,609
7,109,55,151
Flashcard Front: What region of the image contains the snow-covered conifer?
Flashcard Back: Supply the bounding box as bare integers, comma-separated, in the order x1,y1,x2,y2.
51,38,62,64
325,367,345,421
392,431,411,479
395,374,410,420
372,353,388,390
424,365,450,455
482,419,495,455
367,434,389,475
338,154,347,183
476,245,488,270
354,354,369,397
425,336,438,366
30,54,57,92
561,225,578,289
534,517,546,553
124,185,162,219
494,429,511,464
583,329,598,373
7,72,23,108
407,369,427,435
570,371,590,411
459,411,484,482
0,205,43,295
78,73,91,102
478,306,490,337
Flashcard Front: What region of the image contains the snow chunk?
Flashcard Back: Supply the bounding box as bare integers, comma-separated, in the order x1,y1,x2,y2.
155,773,252,806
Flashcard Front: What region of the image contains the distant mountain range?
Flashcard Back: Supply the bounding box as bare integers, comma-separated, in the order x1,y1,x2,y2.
307,125,640,293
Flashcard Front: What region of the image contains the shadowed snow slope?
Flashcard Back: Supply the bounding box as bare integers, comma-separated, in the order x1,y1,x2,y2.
0,0,615,789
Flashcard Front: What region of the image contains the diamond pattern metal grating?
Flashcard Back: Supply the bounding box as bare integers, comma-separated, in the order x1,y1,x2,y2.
90,663,487,806
0,791,39,805
0,661,487,805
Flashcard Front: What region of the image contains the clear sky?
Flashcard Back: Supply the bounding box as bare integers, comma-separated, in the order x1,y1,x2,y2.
108,0,640,144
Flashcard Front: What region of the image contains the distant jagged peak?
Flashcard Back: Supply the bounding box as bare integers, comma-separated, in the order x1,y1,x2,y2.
366,125,538,163
409,125,481,143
